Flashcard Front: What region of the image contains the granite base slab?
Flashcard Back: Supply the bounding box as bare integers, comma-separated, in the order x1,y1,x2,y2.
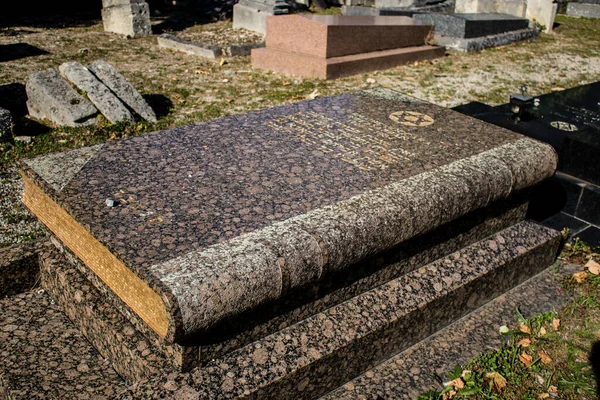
40,247,188,383
251,45,445,79
322,263,575,399
433,28,539,52
567,2,600,18
42,197,527,374
120,221,562,399
0,291,125,399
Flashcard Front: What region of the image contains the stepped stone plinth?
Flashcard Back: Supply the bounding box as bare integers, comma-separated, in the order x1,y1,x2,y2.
251,15,444,79
8,88,564,397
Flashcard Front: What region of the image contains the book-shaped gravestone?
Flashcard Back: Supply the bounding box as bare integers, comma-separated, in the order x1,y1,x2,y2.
21,88,557,344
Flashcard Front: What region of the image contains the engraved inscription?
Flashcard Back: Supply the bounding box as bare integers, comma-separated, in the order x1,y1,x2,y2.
266,111,425,171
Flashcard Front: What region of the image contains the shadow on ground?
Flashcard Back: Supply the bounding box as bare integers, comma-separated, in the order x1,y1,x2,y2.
0,43,49,62
143,94,174,119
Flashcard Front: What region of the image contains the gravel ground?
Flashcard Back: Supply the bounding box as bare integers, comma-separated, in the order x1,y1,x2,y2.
0,12,599,248
0,169,44,247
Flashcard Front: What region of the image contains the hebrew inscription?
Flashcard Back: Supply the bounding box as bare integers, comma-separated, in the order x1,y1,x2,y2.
267,111,427,171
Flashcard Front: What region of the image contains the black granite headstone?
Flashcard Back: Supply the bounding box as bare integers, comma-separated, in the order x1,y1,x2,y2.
413,13,530,38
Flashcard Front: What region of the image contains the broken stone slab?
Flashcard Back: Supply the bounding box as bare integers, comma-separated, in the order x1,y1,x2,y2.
88,60,157,122
0,107,12,140
226,42,265,56
59,62,134,124
157,34,222,59
102,1,152,37
26,69,98,127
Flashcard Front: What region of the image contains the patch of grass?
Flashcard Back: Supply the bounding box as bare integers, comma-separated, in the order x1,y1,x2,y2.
417,243,600,400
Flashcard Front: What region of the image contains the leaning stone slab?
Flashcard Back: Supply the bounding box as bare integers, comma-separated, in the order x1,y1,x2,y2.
0,106,11,140
26,69,98,127
413,13,530,38
88,60,157,122
157,34,222,59
526,0,557,33
59,62,133,124
20,88,557,345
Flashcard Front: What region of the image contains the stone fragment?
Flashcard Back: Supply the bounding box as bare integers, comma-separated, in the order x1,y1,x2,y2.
88,60,157,122
157,34,222,59
102,0,152,37
26,69,98,127
0,106,12,140
59,62,133,124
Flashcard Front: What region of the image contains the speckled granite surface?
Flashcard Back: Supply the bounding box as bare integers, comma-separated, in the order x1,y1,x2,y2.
0,291,125,399
120,221,562,400
21,88,558,343
41,197,526,376
0,238,46,299
40,247,183,383
322,263,576,400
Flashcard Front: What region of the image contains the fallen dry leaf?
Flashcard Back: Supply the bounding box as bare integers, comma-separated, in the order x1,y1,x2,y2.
517,338,532,347
585,259,600,275
538,327,547,337
552,318,560,331
443,390,457,400
485,372,507,392
539,351,553,364
538,394,550,399
461,370,472,378
549,386,558,393
520,352,533,367
520,324,532,334
448,378,465,390
573,271,587,283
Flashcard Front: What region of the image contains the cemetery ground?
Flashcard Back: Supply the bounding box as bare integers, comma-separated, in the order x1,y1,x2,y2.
1,10,600,399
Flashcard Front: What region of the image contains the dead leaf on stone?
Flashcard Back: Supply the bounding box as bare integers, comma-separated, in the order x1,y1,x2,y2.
585,259,600,275
573,271,587,283
443,389,457,400
485,372,507,392
552,318,561,331
548,386,558,393
539,351,552,364
538,393,550,399
520,324,532,335
517,338,532,347
520,352,533,367
448,378,465,390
